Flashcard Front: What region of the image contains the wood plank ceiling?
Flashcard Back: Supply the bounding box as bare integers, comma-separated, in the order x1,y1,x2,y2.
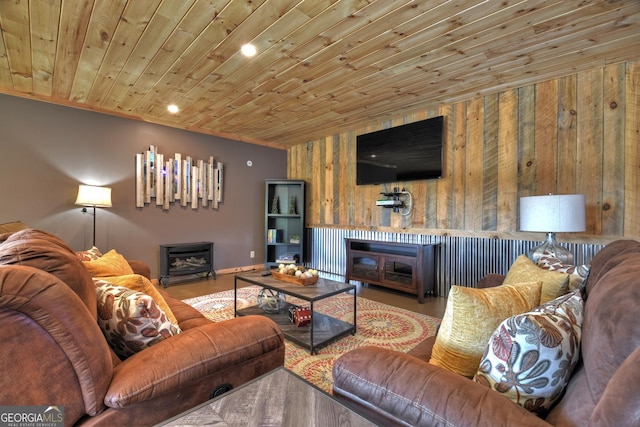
0,0,638,149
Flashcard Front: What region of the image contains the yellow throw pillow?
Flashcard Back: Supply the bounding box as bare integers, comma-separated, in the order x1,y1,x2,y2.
83,249,134,277
504,255,570,303
101,274,179,326
429,282,542,378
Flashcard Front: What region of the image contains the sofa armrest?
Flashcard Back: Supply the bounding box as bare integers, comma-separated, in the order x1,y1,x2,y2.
477,273,506,288
333,346,551,427
157,287,212,329
105,315,285,408
126,259,151,279
406,335,436,361
0,265,112,423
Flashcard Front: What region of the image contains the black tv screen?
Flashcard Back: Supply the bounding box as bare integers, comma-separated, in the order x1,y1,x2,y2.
356,116,444,185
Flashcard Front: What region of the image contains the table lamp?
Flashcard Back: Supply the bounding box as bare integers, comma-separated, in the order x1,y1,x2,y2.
75,184,112,246
519,194,585,264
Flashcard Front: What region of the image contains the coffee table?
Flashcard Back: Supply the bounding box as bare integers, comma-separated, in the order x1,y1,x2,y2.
234,271,356,354
157,367,376,426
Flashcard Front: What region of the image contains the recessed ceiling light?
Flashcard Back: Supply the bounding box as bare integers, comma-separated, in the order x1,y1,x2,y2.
241,43,257,57
167,104,179,114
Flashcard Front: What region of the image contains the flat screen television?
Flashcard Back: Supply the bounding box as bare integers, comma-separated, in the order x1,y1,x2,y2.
356,115,444,185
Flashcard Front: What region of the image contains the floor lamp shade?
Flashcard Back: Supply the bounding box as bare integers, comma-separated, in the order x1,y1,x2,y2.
75,185,112,246
75,185,112,208
520,194,585,264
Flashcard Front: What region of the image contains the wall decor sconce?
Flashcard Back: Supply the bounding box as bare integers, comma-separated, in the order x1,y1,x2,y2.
75,184,112,246
520,193,586,264
135,145,223,211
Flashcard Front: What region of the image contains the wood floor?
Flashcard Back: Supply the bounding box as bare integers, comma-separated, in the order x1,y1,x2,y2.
162,272,447,319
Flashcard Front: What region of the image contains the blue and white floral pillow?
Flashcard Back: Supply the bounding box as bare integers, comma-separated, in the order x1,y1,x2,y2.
474,290,583,416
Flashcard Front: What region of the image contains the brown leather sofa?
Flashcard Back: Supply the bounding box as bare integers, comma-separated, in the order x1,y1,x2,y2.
333,239,640,427
0,229,285,426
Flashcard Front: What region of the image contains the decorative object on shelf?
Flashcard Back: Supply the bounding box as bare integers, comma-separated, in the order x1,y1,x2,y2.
520,194,586,264
75,184,112,246
257,288,287,313
289,195,297,214
270,195,280,214
288,305,312,327
135,145,223,211
289,234,300,244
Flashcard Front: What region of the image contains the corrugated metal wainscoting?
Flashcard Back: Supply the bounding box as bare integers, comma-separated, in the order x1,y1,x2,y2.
306,227,604,297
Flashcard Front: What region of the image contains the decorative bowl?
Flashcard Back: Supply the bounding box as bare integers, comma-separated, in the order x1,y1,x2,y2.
272,271,319,286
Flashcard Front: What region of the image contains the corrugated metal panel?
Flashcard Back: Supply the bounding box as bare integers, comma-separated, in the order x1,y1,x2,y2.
306,227,605,297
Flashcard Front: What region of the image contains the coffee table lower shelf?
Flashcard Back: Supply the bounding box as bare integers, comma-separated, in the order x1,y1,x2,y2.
237,303,355,354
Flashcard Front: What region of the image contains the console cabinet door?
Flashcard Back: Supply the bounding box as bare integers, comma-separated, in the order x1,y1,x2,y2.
380,255,417,291
348,250,380,282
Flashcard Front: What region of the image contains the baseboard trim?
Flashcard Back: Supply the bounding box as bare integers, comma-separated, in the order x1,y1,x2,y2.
215,264,265,275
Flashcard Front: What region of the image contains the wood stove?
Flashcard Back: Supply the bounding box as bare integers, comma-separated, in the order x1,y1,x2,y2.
159,241,215,287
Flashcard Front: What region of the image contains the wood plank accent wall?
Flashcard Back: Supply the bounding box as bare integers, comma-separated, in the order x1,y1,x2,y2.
288,60,640,244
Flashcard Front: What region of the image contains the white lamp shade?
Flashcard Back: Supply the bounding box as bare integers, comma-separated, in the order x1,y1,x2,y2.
520,194,585,232
75,185,112,207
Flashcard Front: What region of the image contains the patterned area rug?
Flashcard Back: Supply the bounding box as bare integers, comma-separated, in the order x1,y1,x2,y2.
183,286,440,393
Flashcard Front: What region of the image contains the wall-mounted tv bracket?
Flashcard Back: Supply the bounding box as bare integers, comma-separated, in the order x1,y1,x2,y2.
376,187,413,215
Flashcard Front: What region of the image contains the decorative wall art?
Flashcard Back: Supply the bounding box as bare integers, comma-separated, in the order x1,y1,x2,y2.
135,145,223,211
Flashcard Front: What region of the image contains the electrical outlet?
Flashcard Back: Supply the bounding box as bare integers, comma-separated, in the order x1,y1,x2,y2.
250,250,255,258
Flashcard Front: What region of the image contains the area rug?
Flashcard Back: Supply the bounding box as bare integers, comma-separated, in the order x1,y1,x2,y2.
183,286,440,393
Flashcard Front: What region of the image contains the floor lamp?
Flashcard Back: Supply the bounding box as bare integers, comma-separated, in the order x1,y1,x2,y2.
519,194,585,264
75,185,112,246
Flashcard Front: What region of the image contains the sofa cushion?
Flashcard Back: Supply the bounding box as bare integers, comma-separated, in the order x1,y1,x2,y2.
83,249,134,277
537,251,590,292
474,290,583,417
76,246,103,261
504,255,570,303
101,274,179,326
429,282,542,378
95,280,181,359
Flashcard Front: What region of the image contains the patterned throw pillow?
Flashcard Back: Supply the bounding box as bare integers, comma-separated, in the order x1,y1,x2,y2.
95,280,181,359
537,251,590,292
474,290,583,417
429,282,542,378
83,249,134,277
504,255,570,303
75,246,103,261
101,274,179,326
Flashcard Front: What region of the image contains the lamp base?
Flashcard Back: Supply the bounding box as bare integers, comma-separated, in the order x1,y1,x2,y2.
527,232,574,265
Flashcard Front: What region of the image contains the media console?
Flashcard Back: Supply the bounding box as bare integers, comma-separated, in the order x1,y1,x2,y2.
344,238,438,303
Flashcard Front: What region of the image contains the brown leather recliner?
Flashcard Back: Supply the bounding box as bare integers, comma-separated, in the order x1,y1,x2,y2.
0,229,285,426
333,239,640,427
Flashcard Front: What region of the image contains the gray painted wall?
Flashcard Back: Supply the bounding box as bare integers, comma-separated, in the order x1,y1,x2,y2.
0,94,287,277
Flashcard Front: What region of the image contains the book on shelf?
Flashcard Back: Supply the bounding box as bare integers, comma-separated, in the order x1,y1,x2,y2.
267,229,283,243
276,253,299,264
